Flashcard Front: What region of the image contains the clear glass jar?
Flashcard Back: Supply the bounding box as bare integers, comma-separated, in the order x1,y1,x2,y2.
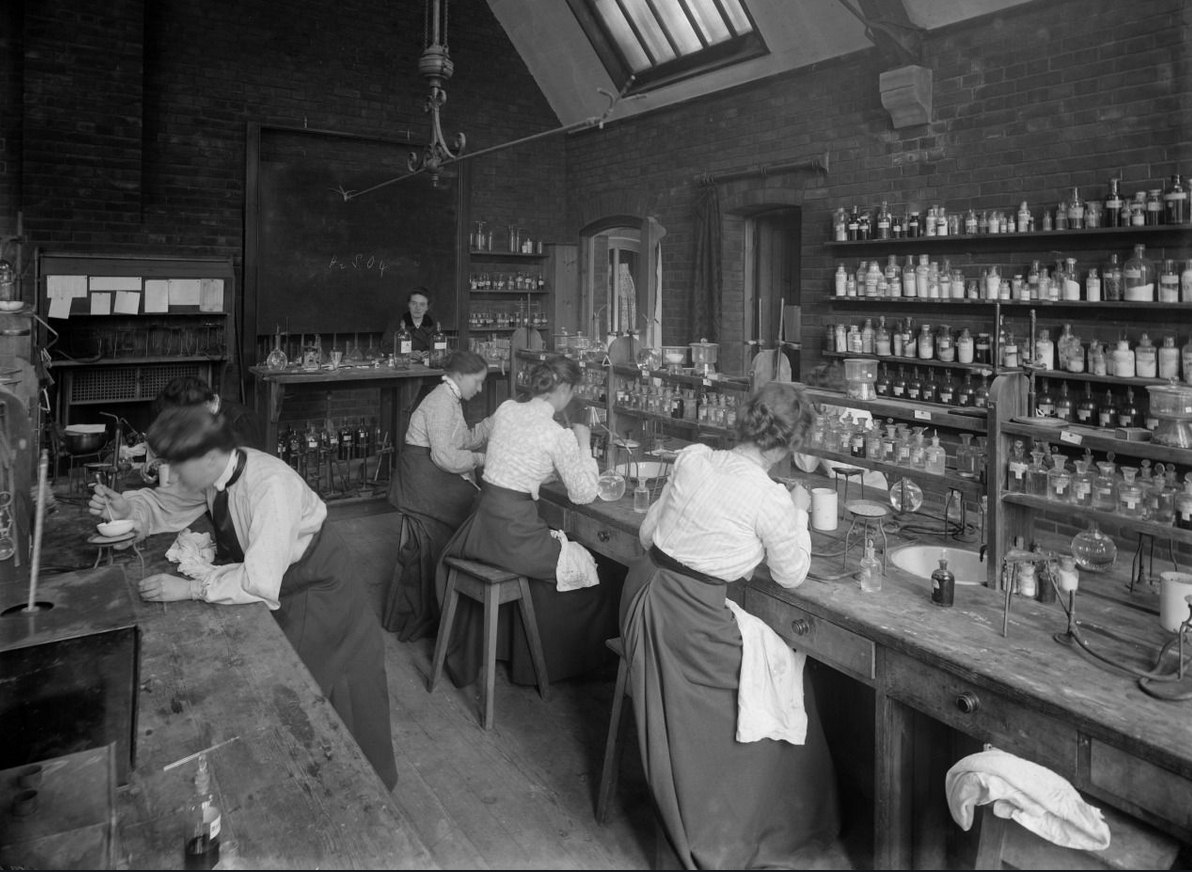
1117,466,1147,519
956,433,977,479
1047,454,1072,503
1071,458,1094,508
1146,188,1163,225
1124,243,1156,302
1025,448,1049,496
917,324,934,360
1072,520,1117,573
1006,439,1028,493
1103,253,1123,301
1164,173,1188,225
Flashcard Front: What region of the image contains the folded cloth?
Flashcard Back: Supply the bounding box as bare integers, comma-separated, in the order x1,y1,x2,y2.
549,529,600,592
725,599,808,745
945,747,1111,851
165,528,217,579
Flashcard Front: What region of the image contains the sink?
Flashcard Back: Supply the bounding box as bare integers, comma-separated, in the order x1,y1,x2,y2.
889,545,986,585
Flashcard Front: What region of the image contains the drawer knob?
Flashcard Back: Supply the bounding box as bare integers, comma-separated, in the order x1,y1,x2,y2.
955,691,980,714
597,530,611,543
790,618,811,636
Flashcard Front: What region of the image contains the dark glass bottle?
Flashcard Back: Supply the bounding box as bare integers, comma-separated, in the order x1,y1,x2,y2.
922,369,939,404
1075,383,1099,426
907,367,923,402
1117,388,1139,428
891,366,907,400
937,370,956,405
1096,390,1116,429
956,372,976,407
1034,378,1055,418
874,364,891,397
1054,382,1075,422
973,373,990,409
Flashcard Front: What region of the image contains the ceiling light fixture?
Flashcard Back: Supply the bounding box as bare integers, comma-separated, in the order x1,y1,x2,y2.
408,0,465,187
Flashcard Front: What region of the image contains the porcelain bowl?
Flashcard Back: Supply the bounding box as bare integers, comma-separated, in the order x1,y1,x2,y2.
97,518,135,538
889,545,985,585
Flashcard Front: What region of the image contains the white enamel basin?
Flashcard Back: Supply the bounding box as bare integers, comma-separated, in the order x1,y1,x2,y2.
890,545,985,586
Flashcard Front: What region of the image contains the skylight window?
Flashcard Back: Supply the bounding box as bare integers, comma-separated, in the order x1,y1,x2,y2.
568,0,767,94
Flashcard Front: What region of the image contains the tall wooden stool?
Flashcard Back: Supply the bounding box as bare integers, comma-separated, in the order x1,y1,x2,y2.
427,556,551,730
596,636,630,824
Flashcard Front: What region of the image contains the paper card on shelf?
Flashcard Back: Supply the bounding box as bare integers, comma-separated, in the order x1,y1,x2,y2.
89,276,141,292
914,409,931,420
168,279,201,306
1059,429,1083,446
48,275,88,299
144,280,169,312
199,279,224,312
48,290,73,319
113,291,140,315
90,292,112,316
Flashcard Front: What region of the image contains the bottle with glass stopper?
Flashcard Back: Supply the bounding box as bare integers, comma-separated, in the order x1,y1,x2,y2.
1025,446,1049,496
183,753,221,870
858,538,883,593
1117,466,1147,519
1047,452,1072,503
1071,453,1094,508
925,430,947,475
1176,472,1192,531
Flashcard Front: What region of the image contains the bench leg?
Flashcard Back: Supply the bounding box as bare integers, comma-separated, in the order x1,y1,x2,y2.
515,577,551,702
481,582,500,730
595,654,629,824
427,570,460,693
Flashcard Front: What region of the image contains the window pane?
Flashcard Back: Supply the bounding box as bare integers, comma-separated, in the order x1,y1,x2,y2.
593,0,652,70
656,2,703,54
685,1,729,44
619,1,677,65
720,0,751,35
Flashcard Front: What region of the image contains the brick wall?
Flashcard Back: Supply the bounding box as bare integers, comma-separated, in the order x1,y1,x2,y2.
1,0,565,426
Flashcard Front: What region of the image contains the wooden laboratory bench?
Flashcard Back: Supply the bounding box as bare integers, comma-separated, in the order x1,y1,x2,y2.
0,494,436,870
248,362,444,461
539,480,1192,869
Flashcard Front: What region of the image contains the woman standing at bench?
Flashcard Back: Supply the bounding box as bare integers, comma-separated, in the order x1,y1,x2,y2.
436,354,618,688
621,381,841,868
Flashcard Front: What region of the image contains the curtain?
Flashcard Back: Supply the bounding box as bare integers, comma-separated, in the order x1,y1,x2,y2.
692,185,722,342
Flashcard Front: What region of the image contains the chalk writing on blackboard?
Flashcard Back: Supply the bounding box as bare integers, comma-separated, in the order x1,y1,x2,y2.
328,253,390,277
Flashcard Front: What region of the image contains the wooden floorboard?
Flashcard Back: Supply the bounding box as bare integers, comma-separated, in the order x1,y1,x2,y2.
328,506,856,870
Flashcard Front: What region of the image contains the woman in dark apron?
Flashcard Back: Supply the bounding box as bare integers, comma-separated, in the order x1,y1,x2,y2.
620,381,840,868
384,350,492,641
91,405,397,791
436,354,620,688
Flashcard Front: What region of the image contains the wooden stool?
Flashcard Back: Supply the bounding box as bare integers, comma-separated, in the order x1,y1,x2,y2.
595,636,630,825
427,556,551,730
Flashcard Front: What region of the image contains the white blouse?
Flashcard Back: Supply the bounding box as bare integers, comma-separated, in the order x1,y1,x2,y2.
639,443,811,588
481,398,598,503
405,379,491,474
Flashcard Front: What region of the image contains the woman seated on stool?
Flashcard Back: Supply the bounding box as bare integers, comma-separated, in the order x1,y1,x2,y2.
436,354,619,688
621,381,841,869
88,405,398,791
384,349,493,641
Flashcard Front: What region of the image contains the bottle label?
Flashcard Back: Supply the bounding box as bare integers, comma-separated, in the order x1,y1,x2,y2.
1010,461,1027,479
399,339,412,354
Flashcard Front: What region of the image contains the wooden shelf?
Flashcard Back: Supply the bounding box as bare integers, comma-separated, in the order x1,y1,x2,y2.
829,296,1000,307
810,446,985,499
469,288,549,294
824,225,1192,253
822,350,1002,377
1029,370,1178,388
613,405,733,436
610,364,751,390
469,324,549,332
51,354,227,367
1000,420,1192,466
468,250,547,260
800,386,989,433
1002,493,1192,546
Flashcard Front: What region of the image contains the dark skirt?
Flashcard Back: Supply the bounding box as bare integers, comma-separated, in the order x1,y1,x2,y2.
436,482,621,687
275,522,398,791
383,445,480,640
619,550,841,869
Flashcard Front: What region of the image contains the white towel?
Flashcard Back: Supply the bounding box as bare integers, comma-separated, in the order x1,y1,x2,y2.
550,529,600,592
945,747,1111,851
165,528,216,579
725,599,808,745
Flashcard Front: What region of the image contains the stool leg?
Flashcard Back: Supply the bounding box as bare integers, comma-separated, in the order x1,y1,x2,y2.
595,654,629,824
515,578,551,702
427,570,460,693
481,582,500,730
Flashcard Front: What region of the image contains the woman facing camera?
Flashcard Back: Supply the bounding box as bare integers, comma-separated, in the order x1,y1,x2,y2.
621,381,840,869
89,406,398,791
436,354,620,688
385,350,493,641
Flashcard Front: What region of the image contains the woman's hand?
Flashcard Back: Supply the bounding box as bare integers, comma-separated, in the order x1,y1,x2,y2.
138,573,194,602
787,481,811,512
89,483,132,520
570,423,591,452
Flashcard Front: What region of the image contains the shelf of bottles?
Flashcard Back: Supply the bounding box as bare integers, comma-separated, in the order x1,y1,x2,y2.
467,300,548,332
273,417,390,496
611,365,744,437
801,386,988,434
468,270,548,293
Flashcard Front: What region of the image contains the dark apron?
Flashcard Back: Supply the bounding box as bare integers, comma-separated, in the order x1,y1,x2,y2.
273,522,398,791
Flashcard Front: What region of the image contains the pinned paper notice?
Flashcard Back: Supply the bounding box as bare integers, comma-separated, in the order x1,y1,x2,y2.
48,292,73,319
90,292,113,316
90,276,141,292
48,275,88,299
145,280,169,313
169,279,201,306
199,279,224,312
114,291,140,315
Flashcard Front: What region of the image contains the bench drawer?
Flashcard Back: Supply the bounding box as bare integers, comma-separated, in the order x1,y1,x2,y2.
569,512,643,564
743,587,875,684
1089,739,1192,836
883,652,1078,780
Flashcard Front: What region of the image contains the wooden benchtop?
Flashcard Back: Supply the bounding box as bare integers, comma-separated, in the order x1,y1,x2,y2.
538,479,1192,827
249,363,443,384
6,492,437,869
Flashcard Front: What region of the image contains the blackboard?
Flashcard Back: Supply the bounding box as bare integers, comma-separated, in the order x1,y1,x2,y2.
248,127,460,337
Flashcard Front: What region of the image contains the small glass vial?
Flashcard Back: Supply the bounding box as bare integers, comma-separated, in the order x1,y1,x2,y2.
1159,259,1180,303
925,431,947,475
633,479,650,514
1085,266,1101,302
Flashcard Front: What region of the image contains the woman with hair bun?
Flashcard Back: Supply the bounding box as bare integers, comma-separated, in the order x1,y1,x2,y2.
436,354,621,688
88,405,397,791
620,381,840,869
385,349,493,641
